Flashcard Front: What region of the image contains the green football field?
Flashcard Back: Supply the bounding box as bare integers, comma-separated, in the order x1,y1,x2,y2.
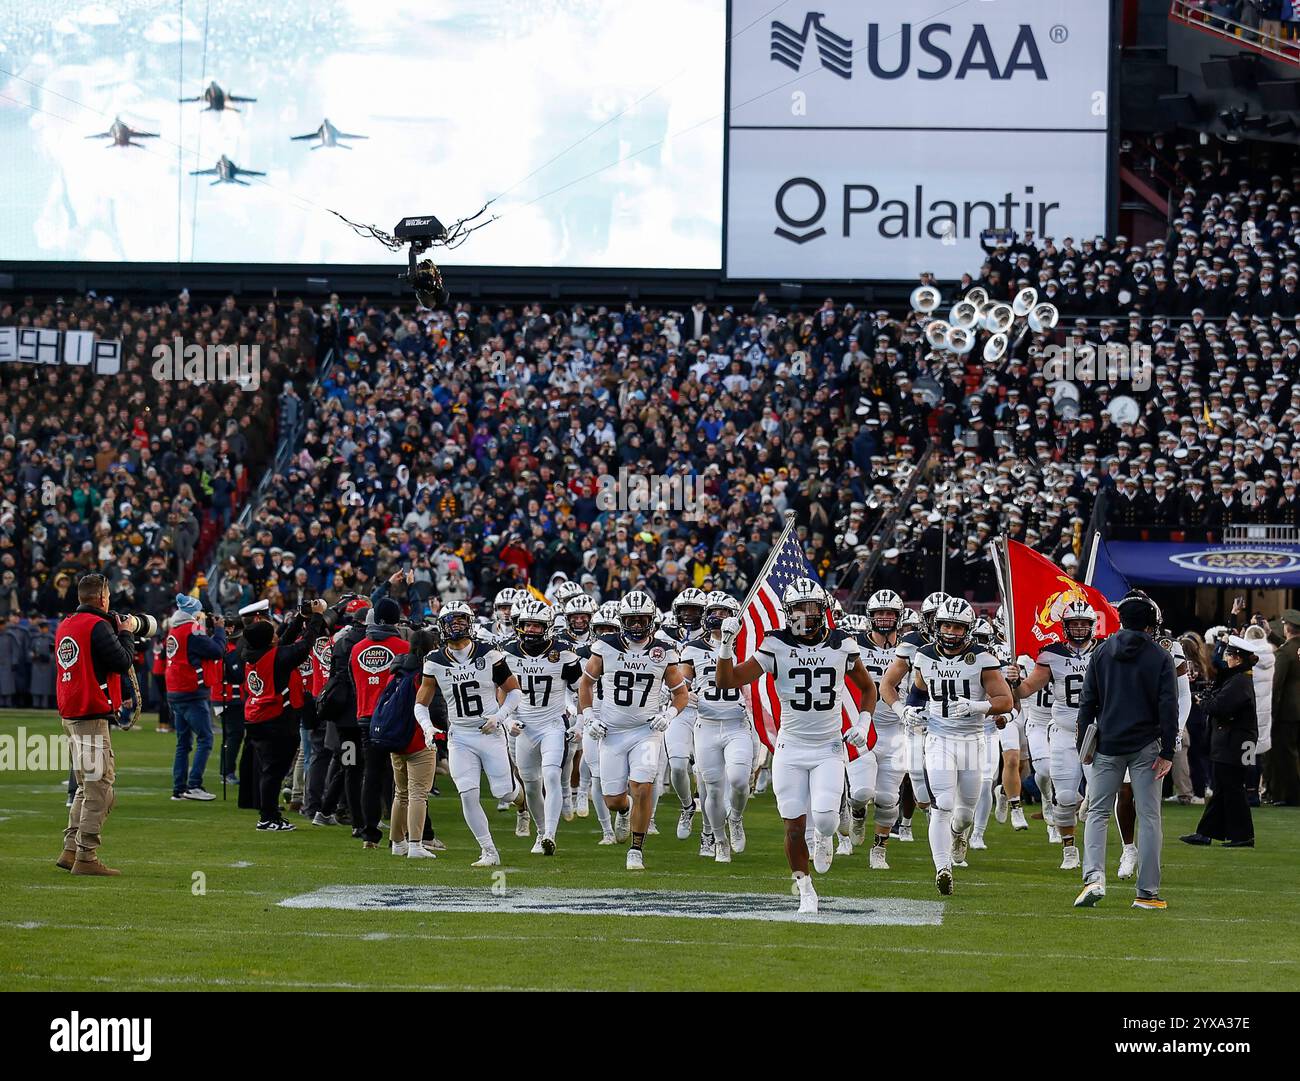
1,709,1297,992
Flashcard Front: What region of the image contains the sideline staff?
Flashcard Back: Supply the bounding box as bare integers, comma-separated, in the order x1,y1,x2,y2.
53,574,138,876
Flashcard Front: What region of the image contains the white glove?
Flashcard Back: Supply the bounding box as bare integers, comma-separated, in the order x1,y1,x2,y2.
902,705,927,729
417,719,437,746
479,713,501,734
650,705,677,733
718,616,741,658
686,690,699,709
565,724,582,743
508,718,525,737
843,724,870,751
585,718,608,740
947,698,990,719
213,704,224,718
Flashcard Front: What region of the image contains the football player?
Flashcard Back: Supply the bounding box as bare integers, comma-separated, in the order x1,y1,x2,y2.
970,619,1028,848
906,597,1014,896
503,599,583,855
415,601,524,867
848,590,908,869
578,591,690,869
881,591,948,840
563,594,599,817
717,578,877,914
1015,650,1058,843
680,591,752,863
574,602,621,844
661,587,710,839
1010,600,1099,871
669,588,708,643
486,589,521,646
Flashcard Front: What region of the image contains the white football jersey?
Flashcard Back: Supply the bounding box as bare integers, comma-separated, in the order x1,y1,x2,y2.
913,644,1001,739
589,634,681,731
502,637,582,725
1035,641,1098,734
1017,652,1053,726
754,627,860,742
681,637,748,724
894,629,927,663
422,640,511,730
860,631,901,728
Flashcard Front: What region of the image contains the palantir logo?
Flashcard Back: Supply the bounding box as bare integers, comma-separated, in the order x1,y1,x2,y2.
771,12,852,79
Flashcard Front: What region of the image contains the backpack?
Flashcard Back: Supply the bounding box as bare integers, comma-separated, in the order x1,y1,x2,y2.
369,669,419,752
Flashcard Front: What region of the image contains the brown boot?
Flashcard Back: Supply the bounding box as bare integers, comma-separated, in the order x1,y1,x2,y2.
71,856,121,876
55,850,76,871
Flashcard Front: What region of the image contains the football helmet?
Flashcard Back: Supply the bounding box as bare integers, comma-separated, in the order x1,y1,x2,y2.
921,591,950,636
671,588,708,633
867,589,904,634
513,598,554,651
593,600,621,636
1060,599,1097,644
619,591,657,643
563,593,597,637
934,597,975,655
703,590,740,632
439,601,474,643
781,578,828,642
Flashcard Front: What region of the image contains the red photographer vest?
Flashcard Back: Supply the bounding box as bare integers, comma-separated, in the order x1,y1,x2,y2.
54,612,122,719
244,647,283,723
350,635,411,719
164,622,202,693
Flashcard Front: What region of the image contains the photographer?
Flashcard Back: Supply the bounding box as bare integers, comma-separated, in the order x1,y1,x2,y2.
53,574,140,876
318,595,374,834
165,594,226,801
239,600,328,831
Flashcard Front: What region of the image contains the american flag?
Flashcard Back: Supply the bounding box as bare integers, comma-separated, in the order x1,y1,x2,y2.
734,515,871,757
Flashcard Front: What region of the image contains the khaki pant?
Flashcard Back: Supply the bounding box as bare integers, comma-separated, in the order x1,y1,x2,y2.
390,747,436,844
62,717,116,859
1171,725,1192,799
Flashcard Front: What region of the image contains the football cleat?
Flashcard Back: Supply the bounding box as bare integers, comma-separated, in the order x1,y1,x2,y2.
1132,895,1167,910
562,794,575,822
699,831,716,858
1060,844,1081,870
897,822,914,843
614,810,630,843
835,834,853,856
646,819,659,836
1073,882,1105,908
728,816,746,853
935,867,954,896
1046,821,1061,844
714,835,732,864
626,848,645,871
795,873,818,914
677,801,697,840
850,809,868,847
994,784,1008,823
1010,806,1028,831
969,832,988,851
812,832,833,875
515,810,531,838
1117,844,1138,880
598,831,616,845
471,847,500,868
575,790,590,818
951,827,970,866
530,837,544,855
869,843,889,871
541,836,556,856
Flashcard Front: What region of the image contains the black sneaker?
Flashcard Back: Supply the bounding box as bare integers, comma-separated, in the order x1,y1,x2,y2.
170,792,186,801
1180,833,1212,846
256,819,296,832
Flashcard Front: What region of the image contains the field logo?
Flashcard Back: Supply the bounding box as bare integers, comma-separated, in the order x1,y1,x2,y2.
50,1012,151,1061
280,883,945,927
771,13,853,79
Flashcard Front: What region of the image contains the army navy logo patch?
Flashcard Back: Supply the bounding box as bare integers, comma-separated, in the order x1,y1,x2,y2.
56,637,79,669
246,670,265,696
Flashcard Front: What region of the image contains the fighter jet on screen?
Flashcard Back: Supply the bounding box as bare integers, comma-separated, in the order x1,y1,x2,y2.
290,118,368,149
86,117,159,148
190,155,265,186
179,81,257,112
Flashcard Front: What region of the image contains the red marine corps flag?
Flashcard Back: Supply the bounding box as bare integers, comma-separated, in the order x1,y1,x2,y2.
735,512,873,757
991,537,1120,660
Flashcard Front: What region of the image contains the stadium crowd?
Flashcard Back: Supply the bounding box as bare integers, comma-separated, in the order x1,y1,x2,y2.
0,136,1297,687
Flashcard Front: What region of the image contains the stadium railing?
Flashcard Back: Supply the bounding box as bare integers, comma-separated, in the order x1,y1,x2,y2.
1168,0,1300,66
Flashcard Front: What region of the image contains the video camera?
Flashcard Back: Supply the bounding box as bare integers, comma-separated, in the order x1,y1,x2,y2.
395,215,450,309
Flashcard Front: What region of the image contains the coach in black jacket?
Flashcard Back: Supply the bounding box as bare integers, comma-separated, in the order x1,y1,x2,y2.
1073,592,1178,910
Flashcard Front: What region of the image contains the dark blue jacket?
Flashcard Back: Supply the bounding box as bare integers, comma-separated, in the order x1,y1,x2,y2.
1076,629,1178,759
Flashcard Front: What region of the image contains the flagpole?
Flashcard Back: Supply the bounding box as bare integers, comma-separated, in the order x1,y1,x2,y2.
940,515,949,595
1083,529,1101,588
988,534,1015,650
740,510,798,617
